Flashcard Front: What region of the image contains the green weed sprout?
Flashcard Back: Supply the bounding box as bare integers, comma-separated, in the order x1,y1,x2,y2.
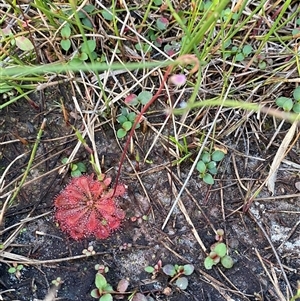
91,273,114,301
204,229,234,270
196,150,225,185
117,108,139,139
145,260,194,290
62,158,87,177
8,263,24,279
276,86,300,113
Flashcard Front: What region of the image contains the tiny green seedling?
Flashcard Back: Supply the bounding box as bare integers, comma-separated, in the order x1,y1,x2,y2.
62,158,87,177
117,107,139,139
52,277,63,287
60,24,71,51
91,273,114,301
77,5,95,28
196,149,225,185
162,264,194,290
125,91,153,106
91,267,131,301
82,246,96,256
275,86,300,113
204,229,234,270
95,264,109,274
8,263,24,279
144,260,162,279
145,261,194,290
222,40,253,62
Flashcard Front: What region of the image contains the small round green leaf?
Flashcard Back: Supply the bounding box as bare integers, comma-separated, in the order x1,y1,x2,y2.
15,36,34,51
293,86,300,101
83,4,95,13
78,52,88,61
122,121,132,131
91,288,100,298
144,266,155,273
101,9,113,21
213,243,227,257
293,103,300,113
258,61,267,70
156,17,169,31
8,267,16,273
183,264,194,275
77,162,87,172
127,112,136,122
71,164,78,171
100,294,113,301
81,40,96,53
175,277,188,290
208,166,218,175
82,18,93,29
276,97,293,112
207,161,216,170
117,115,128,124
243,44,253,56
60,39,71,51
221,255,234,269
162,264,176,277
117,128,127,138
204,257,215,270
138,91,153,105
61,24,71,38
196,160,206,173
212,150,225,162
95,273,107,289
201,152,210,163
203,173,214,185
236,53,244,62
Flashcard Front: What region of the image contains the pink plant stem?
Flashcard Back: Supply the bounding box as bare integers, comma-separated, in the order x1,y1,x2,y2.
113,65,173,195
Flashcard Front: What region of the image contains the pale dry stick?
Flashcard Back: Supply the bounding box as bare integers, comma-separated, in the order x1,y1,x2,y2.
169,89,187,178
0,251,108,265
0,194,12,228
254,248,286,301
167,173,207,252
0,212,51,236
0,153,25,193
250,212,293,296
231,153,248,192
267,120,300,194
162,78,235,230
219,182,225,222
265,119,285,151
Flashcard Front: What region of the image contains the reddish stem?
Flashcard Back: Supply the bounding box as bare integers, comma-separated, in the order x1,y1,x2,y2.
113,65,173,195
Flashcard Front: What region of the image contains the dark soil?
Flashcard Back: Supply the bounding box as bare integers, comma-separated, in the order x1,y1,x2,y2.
0,86,299,301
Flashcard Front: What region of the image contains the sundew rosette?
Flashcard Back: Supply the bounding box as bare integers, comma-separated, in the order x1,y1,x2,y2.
54,174,126,240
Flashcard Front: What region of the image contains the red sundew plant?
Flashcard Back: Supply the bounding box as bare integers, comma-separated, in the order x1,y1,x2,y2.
54,174,126,240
